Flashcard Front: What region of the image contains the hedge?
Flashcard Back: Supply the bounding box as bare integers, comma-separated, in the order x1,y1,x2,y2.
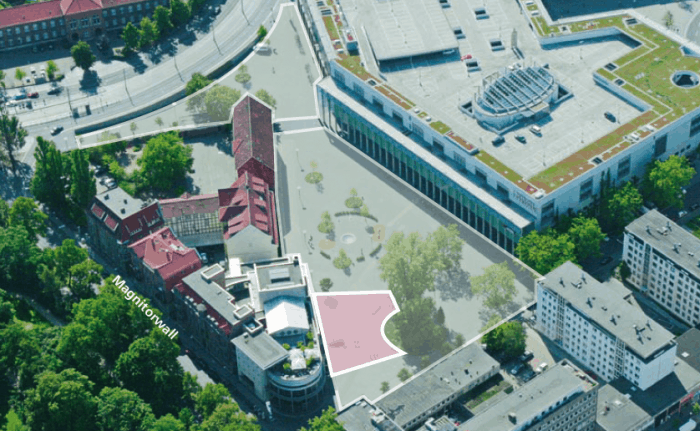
369,244,382,257
320,251,331,259
334,211,378,222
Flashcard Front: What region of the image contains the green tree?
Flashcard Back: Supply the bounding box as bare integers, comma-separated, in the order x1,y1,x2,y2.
136,132,193,192
319,278,333,292
70,149,97,218
643,155,695,209
664,10,674,28
4,409,28,431
257,25,267,40
516,229,576,275
254,89,276,108
170,0,191,26
71,41,96,71
693,402,700,416
198,403,260,431
186,72,212,95
0,70,5,89
435,306,445,326
31,137,68,211
471,261,516,310
115,330,185,416
602,183,643,234
397,368,412,382
235,65,251,85
24,369,98,431
480,313,501,332
380,381,390,393
568,216,605,260
482,322,526,359
9,197,47,240
96,387,156,431
428,224,464,272
46,60,59,80
0,226,42,289
108,159,126,181
333,248,352,270
153,5,173,35
188,0,206,13
67,259,102,299
138,17,159,48
15,68,26,82
455,333,466,347
299,407,345,431
195,383,232,418
130,122,138,134
155,117,164,127
0,323,64,391
619,261,631,281
318,211,334,233
204,85,241,121
122,22,141,53
0,112,28,175
152,414,186,431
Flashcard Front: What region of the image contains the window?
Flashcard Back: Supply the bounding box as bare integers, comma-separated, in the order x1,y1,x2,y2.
92,16,100,25
41,22,47,29
580,178,593,201
80,18,89,27
103,10,108,16
24,25,29,33
111,8,116,15
59,19,64,25
691,114,700,137
136,3,141,10
70,20,78,30
52,30,57,37
43,32,48,39
145,1,151,8
26,36,31,42
128,5,133,12
618,156,631,178
112,19,117,26
655,135,667,157
32,23,37,31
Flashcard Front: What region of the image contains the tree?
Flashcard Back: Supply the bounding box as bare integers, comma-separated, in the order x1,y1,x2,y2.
15,68,26,82
122,22,140,53
186,72,212,95
0,112,28,175
170,0,190,26
360,204,370,218
130,122,138,134
0,70,5,89
397,368,412,382
257,25,267,40
664,10,674,28
155,117,164,127
195,383,232,418
70,149,97,221
299,407,344,431
693,402,700,416
67,259,102,298
333,248,352,270
480,313,501,332
380,381,390,393
9,197,47,240
204,85,241,121
516,229,576,275
254,89,276,108
0,226,42,289
96,387,156,431
602,183,643,234
188,0,206,13
428,224,464,272
24,369,98,431
471,261,516,310
31,137,68,211
318,211,334,234
71,41,96,71
482,322,526,359
136,132,193,191
435,307,445,326
619,261,631,281
420,355,431,369
152,415,186,431
115,330,185,416
235,65,251,85
455,333,466,346
0,199,9,229
319,278,333,292
46,60,59,80
568,216,605,260
139,17,159,47
198,403,260,431
153,5,173,35
643,155,695,210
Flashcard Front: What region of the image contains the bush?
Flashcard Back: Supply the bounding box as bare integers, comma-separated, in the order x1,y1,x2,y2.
356,256,365,262
345,197,363,209
306,331,314,341
283,362,292,373
320,251,331,260
319,278,333,291
334,210,378,221
333,249,352,270
297,341,304,349
307,341,314,349
369,244,382,257
305,172,323,184
397,368,412,382
282,343,291,350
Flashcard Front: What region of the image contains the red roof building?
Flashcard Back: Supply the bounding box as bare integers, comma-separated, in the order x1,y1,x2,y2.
128,227,202,294
232,95,275,189
218,172,278,245
159,192,222,247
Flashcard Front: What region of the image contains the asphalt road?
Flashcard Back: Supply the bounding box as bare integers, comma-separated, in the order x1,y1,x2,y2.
13,0,280,161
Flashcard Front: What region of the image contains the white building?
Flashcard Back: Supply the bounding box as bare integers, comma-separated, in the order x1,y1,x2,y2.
624,210,700,326
537,262,677,390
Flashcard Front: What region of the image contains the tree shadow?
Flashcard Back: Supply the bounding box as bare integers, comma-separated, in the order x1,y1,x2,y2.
0,163,33,201
316,182,324,193
123,53,148,74
435,267,472,302
79,70,102,94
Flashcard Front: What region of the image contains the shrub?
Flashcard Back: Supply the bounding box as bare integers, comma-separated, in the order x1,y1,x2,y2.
397,368,412,382
356,256,365,262
306,331,314,341
319,278,333,291
369,244,382,257
320,251,331,259
333,249,352,269
282,343,291,350
307,341,314,349
297,341,304,349
283,362,292,374
306,172,323,184
306,357,313,368
345,197,363,209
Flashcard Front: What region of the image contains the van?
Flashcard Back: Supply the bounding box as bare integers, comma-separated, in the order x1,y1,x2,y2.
529,125,542,136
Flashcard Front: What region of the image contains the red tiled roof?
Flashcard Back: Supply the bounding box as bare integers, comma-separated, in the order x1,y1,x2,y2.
120,202,163,243
0,0,63,27
159,193,219,219
217,172,278,243
129,227,202,289
232,95,274,181
60,0,101,15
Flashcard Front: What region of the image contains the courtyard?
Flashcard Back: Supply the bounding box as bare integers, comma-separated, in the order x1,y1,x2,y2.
276,128,538,405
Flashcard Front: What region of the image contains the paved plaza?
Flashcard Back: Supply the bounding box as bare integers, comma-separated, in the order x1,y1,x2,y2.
276,128,537,405
78,3,320,149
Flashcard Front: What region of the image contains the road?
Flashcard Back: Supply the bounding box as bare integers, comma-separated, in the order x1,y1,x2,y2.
10,0,280,165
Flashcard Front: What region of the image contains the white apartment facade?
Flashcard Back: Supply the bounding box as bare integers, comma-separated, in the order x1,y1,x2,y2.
537,262,677,390
624,210,700,327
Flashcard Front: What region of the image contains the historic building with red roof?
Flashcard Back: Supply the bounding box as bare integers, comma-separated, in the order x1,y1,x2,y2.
0,0,168,52
128,227,202,308
159,193,222,248
232,94,275,190
87,187,164,268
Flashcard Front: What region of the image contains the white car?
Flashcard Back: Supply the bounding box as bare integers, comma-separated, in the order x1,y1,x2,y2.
536,362,548,373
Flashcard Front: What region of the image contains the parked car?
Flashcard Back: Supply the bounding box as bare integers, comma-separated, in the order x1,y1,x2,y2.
691,203,700,211
27,92,39,98
679,210,688,218
14,93,27,100
522,369,536,381
529,125,542,136
105,179,117,189
515,134,526,143
536,362,548,373
94,165,107,176
47,87,62,95
510,363,524,375
460,54,472,60
492,136,505,146
604,111,616,122
50,126,63,135
518,350,534,363
201,252,209,264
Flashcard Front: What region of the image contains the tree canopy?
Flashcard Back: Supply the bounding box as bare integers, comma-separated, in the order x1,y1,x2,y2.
0,112,28,175
299,407,345,431
198,403,260,431
602,183,643,234
470,262,516,311
515,229,576,275
153,5,173,35
254,89,276,108
643,155,695,209
568,216,605,261
69,149,97,222
195,383,232,418
9,197,47,240
96,387,156,431
71,41,96,71
138,17,159,48
186,72,212,96
170,0,190,26
482,321,526,359
204,85,241,121
122,22,140,52
136,132,193,192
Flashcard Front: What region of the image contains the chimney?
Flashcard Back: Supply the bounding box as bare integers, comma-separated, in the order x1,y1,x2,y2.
105,194,110,200
124,199,128,204
581,272,586,283
646,225,651,234
667,221,672,231
120,208,126,214
508,412,517,424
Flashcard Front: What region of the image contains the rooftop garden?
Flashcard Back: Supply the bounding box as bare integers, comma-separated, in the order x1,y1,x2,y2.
429,121,451,135
323,16,340,41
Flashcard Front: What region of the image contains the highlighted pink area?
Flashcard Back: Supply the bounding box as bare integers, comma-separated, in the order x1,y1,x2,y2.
314,292,405,376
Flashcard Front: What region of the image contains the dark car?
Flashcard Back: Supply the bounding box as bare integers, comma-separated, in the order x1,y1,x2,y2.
518,350,534,362
48,87,62,95
492,136,505,146
604,111,616,122
515,134,526,143
600,256,613,266
522,370,536,381
50,126,64,135
691,203,700,211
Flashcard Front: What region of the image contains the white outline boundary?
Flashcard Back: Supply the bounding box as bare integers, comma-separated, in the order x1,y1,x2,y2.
275,126,325,135
311,290,407,378
274,115,320,122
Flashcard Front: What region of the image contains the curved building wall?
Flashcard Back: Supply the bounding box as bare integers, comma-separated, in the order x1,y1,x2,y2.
267,361,326,414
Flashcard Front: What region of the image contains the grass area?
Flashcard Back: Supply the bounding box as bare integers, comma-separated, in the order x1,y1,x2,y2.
533,16,560,36
446,131,475,152
429,121,451,135
464,376,511,410
337,55,375,81
376,85,415,110
323,16,339,41
687,216,700,240
475,151,524,184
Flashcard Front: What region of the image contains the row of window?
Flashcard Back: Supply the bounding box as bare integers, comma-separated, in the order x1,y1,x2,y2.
0,29,65,47
1,19,64,37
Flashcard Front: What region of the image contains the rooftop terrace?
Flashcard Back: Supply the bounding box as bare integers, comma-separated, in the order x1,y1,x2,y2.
319,0,700,196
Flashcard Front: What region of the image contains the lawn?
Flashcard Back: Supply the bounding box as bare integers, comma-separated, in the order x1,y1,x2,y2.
323,16,339,41
429,121,451,135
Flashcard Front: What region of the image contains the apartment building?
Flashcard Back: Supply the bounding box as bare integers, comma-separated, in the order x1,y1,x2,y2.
624,210,700,327
462,360,599,431
537,262,677,390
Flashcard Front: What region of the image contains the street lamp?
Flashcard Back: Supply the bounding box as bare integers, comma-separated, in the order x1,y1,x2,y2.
297,186,305,210
296,148,304,172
